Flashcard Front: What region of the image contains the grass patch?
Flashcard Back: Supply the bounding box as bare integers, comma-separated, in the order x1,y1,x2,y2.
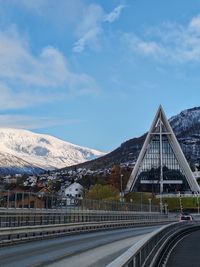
125,192,200,212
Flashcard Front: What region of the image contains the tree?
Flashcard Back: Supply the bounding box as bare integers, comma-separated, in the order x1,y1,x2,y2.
109,165,131,191
85,184,120,201
109,165,121,190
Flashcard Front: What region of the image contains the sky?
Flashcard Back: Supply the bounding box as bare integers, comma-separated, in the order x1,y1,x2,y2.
1,0,200,152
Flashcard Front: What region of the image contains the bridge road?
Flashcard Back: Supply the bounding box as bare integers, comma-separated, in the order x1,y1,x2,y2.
0,225,160,267
166,230,200,267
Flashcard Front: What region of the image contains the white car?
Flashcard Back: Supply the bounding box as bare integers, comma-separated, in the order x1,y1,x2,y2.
179,215,193,222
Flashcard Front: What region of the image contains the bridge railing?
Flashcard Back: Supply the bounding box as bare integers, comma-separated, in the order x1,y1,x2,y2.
0,190,159,212
107,222,200,267
0,208,171,228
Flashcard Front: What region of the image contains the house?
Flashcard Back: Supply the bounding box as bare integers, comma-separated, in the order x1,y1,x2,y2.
64,182,84,206
1,191,45,209
64,182,84,199
13,193,45,209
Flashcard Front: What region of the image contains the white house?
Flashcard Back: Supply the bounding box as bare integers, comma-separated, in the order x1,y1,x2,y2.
64,182,84,199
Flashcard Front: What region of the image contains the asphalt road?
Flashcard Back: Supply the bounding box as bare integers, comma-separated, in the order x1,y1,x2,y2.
0,225,160,267
166,229,200,267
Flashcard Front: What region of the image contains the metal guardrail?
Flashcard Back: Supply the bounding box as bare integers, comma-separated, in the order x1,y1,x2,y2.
0,218,174,247
0,208,171,228
107,222,200,267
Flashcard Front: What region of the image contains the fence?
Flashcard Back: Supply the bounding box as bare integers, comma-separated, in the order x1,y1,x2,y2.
0,209,170,228
0,190,159,212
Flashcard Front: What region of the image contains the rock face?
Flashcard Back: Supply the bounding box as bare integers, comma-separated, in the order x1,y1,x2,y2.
0,128,105,174
65,106,200,171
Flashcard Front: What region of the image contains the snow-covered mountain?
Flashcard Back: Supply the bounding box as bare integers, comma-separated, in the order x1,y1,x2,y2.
0,128,105,174
0,152,43,175
169,107,200,162
169,107,200,136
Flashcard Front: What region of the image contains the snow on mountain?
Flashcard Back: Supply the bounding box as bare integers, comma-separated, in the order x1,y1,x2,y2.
0,128,105,173
169,107,200,162
169,107,200,136
0,152,43,175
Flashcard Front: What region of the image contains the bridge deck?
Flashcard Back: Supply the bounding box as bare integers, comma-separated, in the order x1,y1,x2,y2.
0,225,159,267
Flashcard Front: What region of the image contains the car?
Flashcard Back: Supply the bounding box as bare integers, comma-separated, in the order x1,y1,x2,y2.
179,214,193,222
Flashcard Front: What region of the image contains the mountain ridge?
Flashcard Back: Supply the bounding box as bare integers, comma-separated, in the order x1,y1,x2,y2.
0,128,105,174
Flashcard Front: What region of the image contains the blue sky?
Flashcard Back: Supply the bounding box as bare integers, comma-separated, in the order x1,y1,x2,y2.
1,0,200,152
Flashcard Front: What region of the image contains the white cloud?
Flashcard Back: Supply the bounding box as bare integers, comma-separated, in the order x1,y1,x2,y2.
124,33,164,57
104,5,125,23
73,27,102,53
0,28,98,110
0,115,80,130
189,15,200,33
73,4,125,53
124,14,200,63
0,83,32,110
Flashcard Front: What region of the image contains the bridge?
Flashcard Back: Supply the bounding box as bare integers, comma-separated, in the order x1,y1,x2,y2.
0,196,199,266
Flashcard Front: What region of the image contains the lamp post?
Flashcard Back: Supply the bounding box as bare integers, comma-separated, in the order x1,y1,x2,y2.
159,113,163,214
140,192,143,212
120,174,124,202
148,198,152,213
196,193,199,214
130,198,133,211
178,191,183,213
164,203,168,214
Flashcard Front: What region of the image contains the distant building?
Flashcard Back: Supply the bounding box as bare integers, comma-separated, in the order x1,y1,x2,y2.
1,191,45,209
64,182,84,199
126,106,200,194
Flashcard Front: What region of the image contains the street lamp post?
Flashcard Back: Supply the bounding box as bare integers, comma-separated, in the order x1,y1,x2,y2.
196,193,200,214
148,198,152,213
178,191,183,213
120,174,124,202
159,113,163,214
164,203,168,214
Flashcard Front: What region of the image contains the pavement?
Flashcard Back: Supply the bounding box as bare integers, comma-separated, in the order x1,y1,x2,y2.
0,225,160,267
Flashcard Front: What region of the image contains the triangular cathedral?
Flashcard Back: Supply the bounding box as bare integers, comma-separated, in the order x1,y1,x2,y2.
126,106,200,194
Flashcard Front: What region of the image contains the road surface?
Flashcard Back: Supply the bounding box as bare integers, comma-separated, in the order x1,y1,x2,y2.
166,229,200,267
0,225,161,267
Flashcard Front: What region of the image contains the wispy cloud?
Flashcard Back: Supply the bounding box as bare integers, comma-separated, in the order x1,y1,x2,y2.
124,33,164,58
73,4,125,53
0,28,98,110
124,14,200,63
0,1,125,54
104,5,125,23
0,114,80,130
